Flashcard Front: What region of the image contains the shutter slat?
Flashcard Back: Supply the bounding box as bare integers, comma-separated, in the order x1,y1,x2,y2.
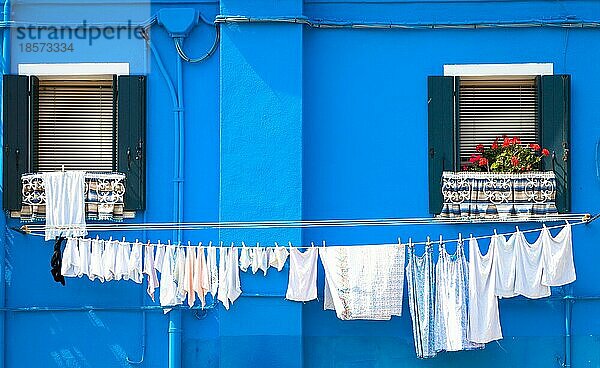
458,77,539,163
33,77,115,172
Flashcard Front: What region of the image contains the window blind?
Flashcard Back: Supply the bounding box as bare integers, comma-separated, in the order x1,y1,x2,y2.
458,77,539,164
33,77,115,172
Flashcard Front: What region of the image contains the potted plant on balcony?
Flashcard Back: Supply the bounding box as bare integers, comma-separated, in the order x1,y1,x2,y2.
439,136,558,219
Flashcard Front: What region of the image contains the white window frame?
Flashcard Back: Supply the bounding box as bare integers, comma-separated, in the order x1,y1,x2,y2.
443,62,553,77
18,62,129,76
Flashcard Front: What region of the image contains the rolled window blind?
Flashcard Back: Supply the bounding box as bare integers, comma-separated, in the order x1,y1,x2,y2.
458,77,539,164
33,77,115,172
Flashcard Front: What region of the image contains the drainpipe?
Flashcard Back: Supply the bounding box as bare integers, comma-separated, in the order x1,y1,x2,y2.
1,2,10,368
564,297,572,368
168,37,185,368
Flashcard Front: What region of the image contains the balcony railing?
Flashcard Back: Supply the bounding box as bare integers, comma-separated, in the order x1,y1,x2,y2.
438,171,558,219
20,172,126,222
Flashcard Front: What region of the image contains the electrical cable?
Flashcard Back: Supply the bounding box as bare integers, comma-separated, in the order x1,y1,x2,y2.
174,24,220,63
213,15,600,30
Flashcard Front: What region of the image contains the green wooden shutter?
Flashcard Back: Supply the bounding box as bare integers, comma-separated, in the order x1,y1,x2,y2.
2,75,30,211
539,74,570,213
427,76,455,214
117,75,147,211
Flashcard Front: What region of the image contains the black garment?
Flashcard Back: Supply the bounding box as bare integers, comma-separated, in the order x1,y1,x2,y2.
50,237,66,286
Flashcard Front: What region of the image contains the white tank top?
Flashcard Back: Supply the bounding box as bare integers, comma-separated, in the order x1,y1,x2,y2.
285,247,318,302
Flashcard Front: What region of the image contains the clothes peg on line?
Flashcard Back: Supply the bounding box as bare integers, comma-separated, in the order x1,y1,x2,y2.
458,233,462,243
288,241,292,248
242,241,247,247
274,242,279,248
311,242,315,248
322,240,326,247
408,238,412,248
493,229,498,236
515,226,520,232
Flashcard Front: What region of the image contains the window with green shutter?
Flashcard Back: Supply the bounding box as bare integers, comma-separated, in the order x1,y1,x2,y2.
427,74,570,214
2,74,147,212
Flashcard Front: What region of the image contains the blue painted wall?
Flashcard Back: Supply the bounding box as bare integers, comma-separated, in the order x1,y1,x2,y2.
1,0,600,367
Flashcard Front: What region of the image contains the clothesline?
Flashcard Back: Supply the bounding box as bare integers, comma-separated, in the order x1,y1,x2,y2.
22,217,596,249
18,213,593,234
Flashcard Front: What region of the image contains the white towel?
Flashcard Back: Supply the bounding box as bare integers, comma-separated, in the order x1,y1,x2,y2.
320,245,405,320
42,171,87,241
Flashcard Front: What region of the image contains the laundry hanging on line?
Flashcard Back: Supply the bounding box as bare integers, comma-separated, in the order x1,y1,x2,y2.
54,223,577,359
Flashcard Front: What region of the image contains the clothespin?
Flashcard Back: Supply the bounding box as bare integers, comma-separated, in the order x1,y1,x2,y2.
208,241,212,247
288,241,292,248
493,229,498,236
122,236,126,243
515,226,520,232
219,241,223,248
109,236,113,242
61,164,65,172
458,233,462,244
135,238,139,243
397,237,402,249
168,240,171,247
274,242,279,248
188,241,191,248
565,220,570,225
469,233,473,239
426,236,431,247
157,240,161,247
322,240,326,248
311,242,315,248
230,242,234,248
96,235,99,240
408,238,412,248
242,241,247,248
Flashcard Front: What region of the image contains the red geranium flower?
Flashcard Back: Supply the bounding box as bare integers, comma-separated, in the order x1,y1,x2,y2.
478,157,488,167
530,143,541,151
476,144,485,153
513,136,521,144
492,138,499,149
469,154,481,163
511,156,519,167
542,148,550,156
502,137,511,147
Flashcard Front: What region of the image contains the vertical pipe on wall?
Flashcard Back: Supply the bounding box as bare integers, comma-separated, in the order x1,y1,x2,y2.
564,293,573,368
0,3,10,367
145,33,182,368
168,37,185,368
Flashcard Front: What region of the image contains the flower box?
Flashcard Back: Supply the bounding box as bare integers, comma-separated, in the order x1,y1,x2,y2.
438,171,558,219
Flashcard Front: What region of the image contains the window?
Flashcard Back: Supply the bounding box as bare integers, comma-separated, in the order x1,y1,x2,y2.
427,72,570,215
2,72,147,212
33,76,116,172
458,76,539,165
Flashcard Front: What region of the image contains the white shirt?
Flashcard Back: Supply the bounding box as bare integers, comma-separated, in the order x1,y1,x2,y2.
286,247,318,302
